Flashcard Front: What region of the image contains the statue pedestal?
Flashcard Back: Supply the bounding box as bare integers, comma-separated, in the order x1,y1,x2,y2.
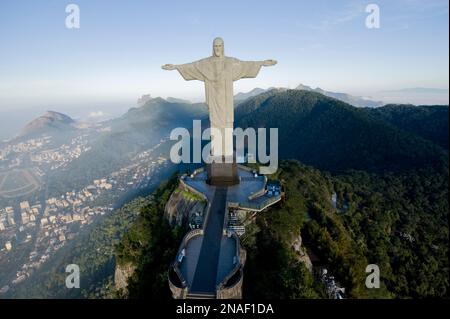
206,156,239,186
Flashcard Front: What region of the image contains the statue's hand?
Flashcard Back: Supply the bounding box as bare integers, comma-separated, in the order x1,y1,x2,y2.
162,64,177,70
262,59,277,67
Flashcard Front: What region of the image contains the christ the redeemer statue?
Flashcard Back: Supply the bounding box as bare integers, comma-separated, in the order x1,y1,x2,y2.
162,37,276,185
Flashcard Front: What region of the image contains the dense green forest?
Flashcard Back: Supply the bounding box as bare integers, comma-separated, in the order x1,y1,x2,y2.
331,163,449,297
115,177,185,299
237,160,448,298
367,104,449,149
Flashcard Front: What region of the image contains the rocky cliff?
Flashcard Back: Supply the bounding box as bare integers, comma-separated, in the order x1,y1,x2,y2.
291,233,313,272
164,186,207,228
114,262,136,295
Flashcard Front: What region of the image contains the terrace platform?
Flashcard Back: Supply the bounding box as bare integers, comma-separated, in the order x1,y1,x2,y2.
169,165,282,299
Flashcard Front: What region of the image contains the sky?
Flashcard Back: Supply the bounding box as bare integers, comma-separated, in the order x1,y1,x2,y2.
0,0,448,116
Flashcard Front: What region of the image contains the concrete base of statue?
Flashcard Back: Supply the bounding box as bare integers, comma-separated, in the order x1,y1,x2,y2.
206,155,239,186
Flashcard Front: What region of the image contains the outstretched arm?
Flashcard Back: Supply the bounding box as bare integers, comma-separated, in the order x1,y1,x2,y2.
162,62,204,81
232,59,277,81
261,59,277,67
162,64,177,70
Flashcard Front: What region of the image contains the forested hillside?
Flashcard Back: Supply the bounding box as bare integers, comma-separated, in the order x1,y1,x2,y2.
236,90,448,173
111,159,448,299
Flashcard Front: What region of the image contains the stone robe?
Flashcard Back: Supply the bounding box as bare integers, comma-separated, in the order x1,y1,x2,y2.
176,56,262,157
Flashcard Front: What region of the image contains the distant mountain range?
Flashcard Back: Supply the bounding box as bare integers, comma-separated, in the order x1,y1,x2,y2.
294,84,384,108
234,84,384,108
19,89,448,176
234,88,270,103
3,96,204,200
19,96,207,141
134,84,385,109
138,94,192,106
235,89,448,173
16,84,448,141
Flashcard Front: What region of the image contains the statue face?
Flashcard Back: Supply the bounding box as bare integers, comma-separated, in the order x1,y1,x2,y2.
213,38,224,57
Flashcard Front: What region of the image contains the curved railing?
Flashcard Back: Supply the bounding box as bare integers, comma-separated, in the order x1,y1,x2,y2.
236,164,254,172
179,178,208,202
170,228,204,288
217,268,244,297
228,195,281,212
216,231,242,291
248,184,266,200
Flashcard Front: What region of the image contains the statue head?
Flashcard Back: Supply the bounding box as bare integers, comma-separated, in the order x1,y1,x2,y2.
212,37,224,57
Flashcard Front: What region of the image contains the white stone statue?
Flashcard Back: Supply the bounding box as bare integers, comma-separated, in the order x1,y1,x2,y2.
162,37,277,159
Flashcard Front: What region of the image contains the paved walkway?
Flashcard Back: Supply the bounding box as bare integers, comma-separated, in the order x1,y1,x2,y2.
190,187,227,294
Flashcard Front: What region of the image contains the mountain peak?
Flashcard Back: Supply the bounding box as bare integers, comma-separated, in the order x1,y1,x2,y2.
137,94,152,106
295,84,313,91
234,88,267,102
20,111,76,137
43,110,75,122
166,97,191,104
